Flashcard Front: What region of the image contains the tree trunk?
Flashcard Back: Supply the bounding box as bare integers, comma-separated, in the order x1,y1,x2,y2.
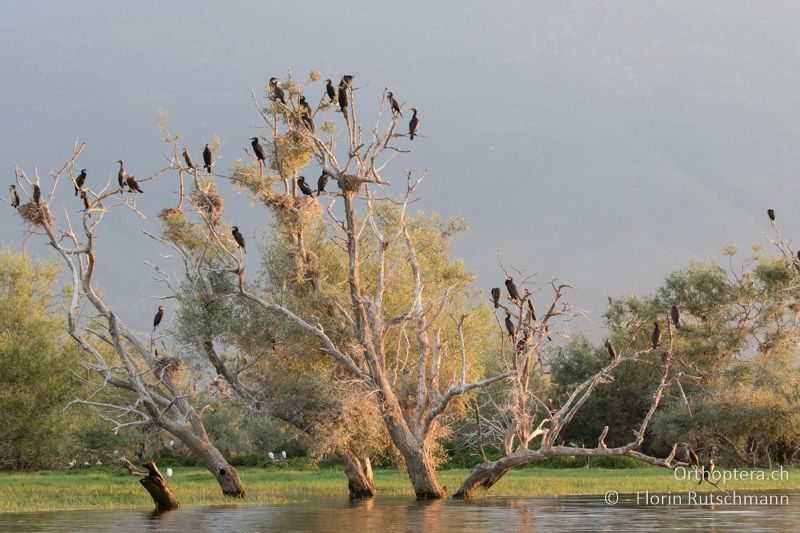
338,451,376,499
140,461,179,510
391,430,446,499
179,431,246,497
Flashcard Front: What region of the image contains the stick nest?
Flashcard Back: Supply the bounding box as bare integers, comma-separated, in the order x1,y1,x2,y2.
190,189,224,220
268,194,322,227
17,202,54,227
154,356,182,379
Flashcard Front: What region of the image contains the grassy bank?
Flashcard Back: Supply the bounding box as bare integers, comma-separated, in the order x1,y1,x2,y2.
2,466,798,513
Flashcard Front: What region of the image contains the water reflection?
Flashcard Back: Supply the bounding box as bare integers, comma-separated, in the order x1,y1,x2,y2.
2,493,798,533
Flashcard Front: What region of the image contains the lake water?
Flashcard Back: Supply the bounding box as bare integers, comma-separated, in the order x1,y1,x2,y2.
1,493,797,532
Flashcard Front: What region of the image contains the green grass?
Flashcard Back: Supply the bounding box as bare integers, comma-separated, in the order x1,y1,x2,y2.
2,466,799,513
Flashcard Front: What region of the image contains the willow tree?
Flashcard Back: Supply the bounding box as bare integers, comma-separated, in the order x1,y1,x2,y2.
155,72,510,499
8,147,246,497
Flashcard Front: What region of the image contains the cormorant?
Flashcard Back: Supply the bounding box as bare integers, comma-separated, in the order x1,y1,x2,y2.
338,81,348,112
297,176,315,197
74,169,87,196
505,276,521,302
153,305,165,330
317,170,330,196
126,175,143,193
182,148,195,169
768,209,776,224
340,75,353,87
325,79,337,103
232,226,246,253
651,322,661,350
203,143,213,173
527,298,537,321
504,312,516,338
299,96,315,132
9,185,19,208
409,108,419,140
605,339,617,361
251,137,266,163
490,287,501,308
387,91,402,117
117,160,127,191
670,304,681,329
80,190,90,215
33,184,41,205
269,77,286,105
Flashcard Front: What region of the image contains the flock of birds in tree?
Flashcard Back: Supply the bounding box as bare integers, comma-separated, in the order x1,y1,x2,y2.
7,74,420,339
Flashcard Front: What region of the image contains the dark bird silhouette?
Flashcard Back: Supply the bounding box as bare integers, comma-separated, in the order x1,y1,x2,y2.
116,160,127,191
203,143,213,173
505,277,521,302
387,91,402,116
491,287,501,308
527,299,537,321
325,79,337,103
232,226,246,253
504,313,516,338
126,175,143,193
182,148,195,169
298,96,315,132
9,185,19,208
74,169,87,196
605,339,617,361
33,184,41,205
340,75,353,87
153,305,165,331
768,209,776,224
251,137,266,163
338,80,348,112
670,304,681,329
297,176,315,197
409,108,419,139
80,190,91,215
651,322,661,350
269,77,286,104
317,170,330,196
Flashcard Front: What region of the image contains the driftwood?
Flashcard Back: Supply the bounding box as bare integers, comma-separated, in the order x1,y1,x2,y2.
115,455,146,475
139,461,179,510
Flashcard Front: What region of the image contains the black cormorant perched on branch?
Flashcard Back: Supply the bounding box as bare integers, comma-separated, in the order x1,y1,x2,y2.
298,96,315,132
297,176,314,197
74,169,87,196
338,80,348,112
387,91,402,117
409,108,419,140
317,170,330,196
203,144,213,173
605,339,617,361
9,185,19,208
527,299,537,321
269,77,286,104
232,226,246,253
325,79,337,103
33,184,41,205
126,175,143,193
651,322,661,350
505,277,521,302
182,148,195,169
117,160,127,191
768,209,775,224
251,137,266,163
153,306,165,331
491,287,501,308
504,313,516,338
670,304,681,330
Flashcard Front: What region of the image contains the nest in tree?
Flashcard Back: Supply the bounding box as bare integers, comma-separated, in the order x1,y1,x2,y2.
337,174,363,193
269,194,321,218
190,189,224,220
158,207,184,222
17,202,54,227
154,356,182,379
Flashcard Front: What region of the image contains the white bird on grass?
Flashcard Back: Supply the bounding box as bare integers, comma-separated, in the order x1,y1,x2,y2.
281,451,287,460
166,468,173,477
268,452,275,463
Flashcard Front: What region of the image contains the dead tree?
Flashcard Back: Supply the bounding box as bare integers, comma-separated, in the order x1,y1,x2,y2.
10,146,246,498
140,461,179,510
454,285,688,498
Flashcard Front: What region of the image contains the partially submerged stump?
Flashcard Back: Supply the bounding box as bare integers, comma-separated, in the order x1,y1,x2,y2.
140,460,179,510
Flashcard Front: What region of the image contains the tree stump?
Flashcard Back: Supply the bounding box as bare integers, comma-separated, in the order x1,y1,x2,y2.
139,461,179,510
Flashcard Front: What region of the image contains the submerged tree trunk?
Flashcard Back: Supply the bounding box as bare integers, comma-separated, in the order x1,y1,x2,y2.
140,461,179,510
389,425,446,499
338,450,376,499
172,425,246,498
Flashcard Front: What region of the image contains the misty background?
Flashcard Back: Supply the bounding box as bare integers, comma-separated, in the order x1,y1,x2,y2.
2,1,799,338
